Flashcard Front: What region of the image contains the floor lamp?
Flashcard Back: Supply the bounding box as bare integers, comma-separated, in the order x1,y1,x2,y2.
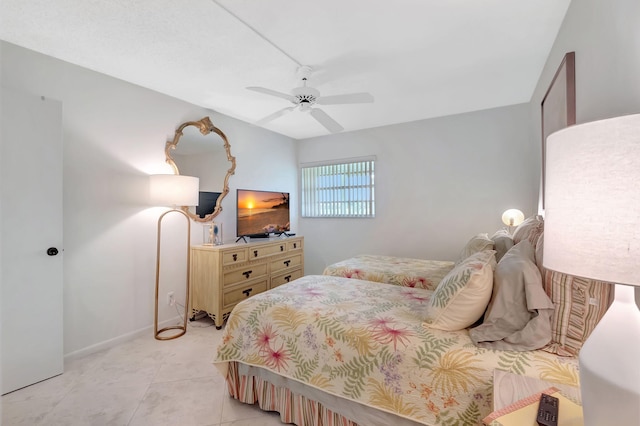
544,114,640,425
149,174,199,340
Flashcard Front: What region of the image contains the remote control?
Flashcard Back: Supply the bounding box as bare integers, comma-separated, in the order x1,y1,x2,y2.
536,393,559,426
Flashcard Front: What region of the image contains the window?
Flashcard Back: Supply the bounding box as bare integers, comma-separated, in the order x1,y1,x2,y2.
300,157,375,218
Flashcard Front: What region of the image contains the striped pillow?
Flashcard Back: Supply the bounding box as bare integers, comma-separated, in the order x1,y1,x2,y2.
542,269,613,356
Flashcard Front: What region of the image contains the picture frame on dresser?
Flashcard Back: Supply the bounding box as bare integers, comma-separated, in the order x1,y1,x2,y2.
541,51,576,208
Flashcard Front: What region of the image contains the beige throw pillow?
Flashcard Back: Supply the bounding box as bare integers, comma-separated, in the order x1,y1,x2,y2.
469,240,553,351
424,250,496,331
534,232,544,276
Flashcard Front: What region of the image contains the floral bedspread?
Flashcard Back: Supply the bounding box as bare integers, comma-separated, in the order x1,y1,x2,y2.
323,254,455,291
214,275,579,426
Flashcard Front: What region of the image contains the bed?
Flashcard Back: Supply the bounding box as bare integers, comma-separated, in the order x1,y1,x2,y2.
322,254,454,291
214,274,580,425
214,216,611,425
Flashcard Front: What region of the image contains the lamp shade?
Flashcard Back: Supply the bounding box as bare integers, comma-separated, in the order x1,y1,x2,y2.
501,209,524,227
543,113,640,287
149,174,199,207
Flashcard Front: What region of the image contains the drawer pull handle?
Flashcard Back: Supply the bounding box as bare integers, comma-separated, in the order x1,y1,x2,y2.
242,288,253,297
280,245,284,251
233,254,238,261
242,270,253,279
284,275,292,282
253,250,258,257
293,243,297,249
284,260,291,267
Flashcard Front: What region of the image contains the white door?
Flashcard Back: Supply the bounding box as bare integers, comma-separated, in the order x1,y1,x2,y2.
1,87,64,394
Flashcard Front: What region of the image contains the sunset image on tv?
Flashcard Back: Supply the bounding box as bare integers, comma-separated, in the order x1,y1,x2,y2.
237,190,290,236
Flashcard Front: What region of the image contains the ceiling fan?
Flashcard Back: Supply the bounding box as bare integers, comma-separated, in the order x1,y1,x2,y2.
247,66,374,133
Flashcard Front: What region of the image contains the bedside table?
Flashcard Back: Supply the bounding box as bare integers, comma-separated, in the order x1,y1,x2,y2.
493,369,582,411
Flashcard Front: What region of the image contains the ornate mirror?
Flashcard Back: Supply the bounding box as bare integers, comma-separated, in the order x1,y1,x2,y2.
165,117,236,222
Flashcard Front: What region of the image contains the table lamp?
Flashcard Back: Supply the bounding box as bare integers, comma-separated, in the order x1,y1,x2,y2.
501,208,525,233
543,113,640,425
149,174,199,340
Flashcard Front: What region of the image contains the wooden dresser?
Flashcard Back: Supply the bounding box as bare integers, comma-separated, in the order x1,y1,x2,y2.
190,236,304,329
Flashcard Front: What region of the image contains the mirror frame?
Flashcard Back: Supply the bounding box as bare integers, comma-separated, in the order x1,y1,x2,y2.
165,116,236,223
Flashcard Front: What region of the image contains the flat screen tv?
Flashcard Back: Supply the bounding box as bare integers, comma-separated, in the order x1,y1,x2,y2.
237,189,290,238
195,191,222,218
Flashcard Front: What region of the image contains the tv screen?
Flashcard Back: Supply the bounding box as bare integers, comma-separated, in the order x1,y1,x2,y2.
237,189,290,237
196,191,221,218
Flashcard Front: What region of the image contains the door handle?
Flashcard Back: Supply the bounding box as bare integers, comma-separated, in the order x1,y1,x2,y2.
242,288,253,297
284,260,291,267
242,270,252,279
47,247,59,256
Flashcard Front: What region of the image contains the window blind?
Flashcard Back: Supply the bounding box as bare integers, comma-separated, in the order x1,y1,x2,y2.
300,157,375,218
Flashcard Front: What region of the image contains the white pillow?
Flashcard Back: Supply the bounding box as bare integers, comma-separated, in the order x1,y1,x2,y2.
424,250,496,331
491,229,515,263
457,233,494,264
512,215,544,249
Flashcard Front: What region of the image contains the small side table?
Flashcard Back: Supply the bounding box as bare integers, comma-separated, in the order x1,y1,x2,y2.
493,369,582,411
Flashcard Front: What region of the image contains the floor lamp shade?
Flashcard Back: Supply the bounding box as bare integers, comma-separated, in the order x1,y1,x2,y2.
543,113,640,425
149,174,199,207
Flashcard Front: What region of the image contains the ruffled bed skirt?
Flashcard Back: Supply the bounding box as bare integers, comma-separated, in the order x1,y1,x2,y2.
225,362,358,426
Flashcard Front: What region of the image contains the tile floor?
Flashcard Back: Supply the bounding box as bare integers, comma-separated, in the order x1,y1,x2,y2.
1,318,286,426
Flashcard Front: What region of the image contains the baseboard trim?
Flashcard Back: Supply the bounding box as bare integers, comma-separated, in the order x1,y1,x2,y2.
63,316,182,362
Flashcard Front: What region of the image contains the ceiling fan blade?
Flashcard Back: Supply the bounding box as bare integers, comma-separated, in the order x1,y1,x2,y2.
255,107,296,126
316,92,374,105
247,86,296,103
310,108,344,133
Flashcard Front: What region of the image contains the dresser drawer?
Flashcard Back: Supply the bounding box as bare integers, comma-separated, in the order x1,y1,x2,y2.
287,239,302,252
271,268,303,288
223,279,268,307
224,263,267,285
247,242,284,260
270,253,303,274
222,248,247,265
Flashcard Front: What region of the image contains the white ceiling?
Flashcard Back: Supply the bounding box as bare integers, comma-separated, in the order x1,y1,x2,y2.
0,0,571,140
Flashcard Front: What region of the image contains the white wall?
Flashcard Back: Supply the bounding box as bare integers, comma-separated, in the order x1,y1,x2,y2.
298,104,535,274
530,0,640,305
531,0,640,129
6,0,639,355
1,42,298,356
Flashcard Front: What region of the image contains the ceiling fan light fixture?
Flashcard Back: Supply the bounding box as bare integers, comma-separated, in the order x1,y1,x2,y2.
291,86,319,105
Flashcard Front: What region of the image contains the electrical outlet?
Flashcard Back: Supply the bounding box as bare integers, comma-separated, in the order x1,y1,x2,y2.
167,291,175,306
